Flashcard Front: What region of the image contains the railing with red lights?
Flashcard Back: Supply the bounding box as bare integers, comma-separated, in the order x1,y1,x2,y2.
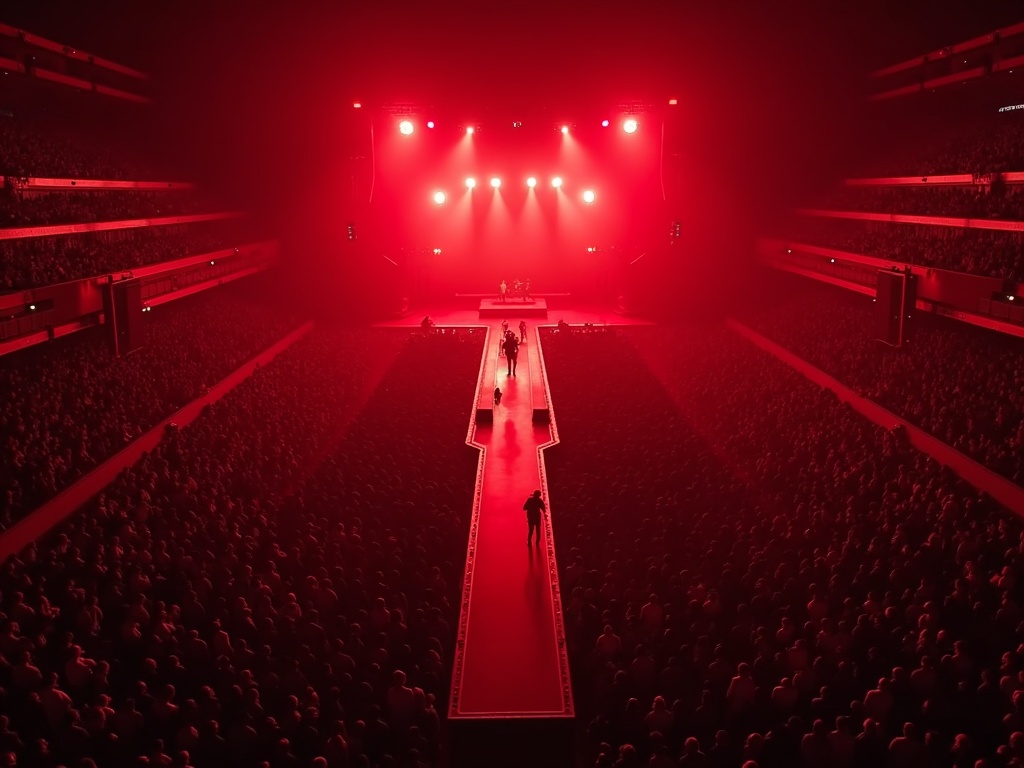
0,176,196,191
757,237,1024,338
0,211,245,242
0,22,150,103
0,240,281,357
869,21,1024,101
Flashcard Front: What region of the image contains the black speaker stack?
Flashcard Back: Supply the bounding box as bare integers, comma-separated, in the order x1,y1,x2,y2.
103,277,145,356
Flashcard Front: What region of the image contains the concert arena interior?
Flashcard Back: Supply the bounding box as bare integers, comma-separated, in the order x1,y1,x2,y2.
2,1,1024,766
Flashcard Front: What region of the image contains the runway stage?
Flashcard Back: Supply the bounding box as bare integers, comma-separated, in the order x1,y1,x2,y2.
479,297,548,317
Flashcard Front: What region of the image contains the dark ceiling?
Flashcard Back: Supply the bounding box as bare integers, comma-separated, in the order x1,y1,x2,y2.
5,0,1023,91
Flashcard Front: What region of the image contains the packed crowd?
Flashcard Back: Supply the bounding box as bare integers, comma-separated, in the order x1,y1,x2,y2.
816,183,1024,221
0,281,303,530
543,324,1024,768
0,219,254,289
738,275,1024,485
0,190,221,229
0,326,480,767
780,216,1024,280
855,112,1024,178
0,82,159,181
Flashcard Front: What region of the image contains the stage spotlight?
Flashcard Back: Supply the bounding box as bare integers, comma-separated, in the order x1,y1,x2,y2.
560,125,569,135
465,177,477,189
526,177,537,188
623,118,638,134
433,191,447,205
668,98,678,105
427,120,435,129
353,102,362,109
582,189,596,204
490,177,501,188
551,176,563,188
399,120,414,135
466,126,475,135
433,248,442,255
601,119,609,127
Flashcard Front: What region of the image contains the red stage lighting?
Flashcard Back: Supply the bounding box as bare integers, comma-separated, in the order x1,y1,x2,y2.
582,190,596,204
427,120,435,129
601,119,609,127
551,176,563,188
490,177,501,189
466,126,475,136
668,98,678,105
560,125,569,135
623,118,638,134
526,177,537,188
465,177,477,189
399,120,414,135
353,102,362,109
433,191,447,205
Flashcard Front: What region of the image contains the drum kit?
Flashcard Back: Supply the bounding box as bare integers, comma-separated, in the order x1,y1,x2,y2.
507,279,532,301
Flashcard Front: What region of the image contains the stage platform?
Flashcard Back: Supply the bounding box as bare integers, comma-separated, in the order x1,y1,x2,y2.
479,298,548,317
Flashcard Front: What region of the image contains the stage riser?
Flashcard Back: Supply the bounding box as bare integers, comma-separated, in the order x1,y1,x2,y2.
479,297,549,318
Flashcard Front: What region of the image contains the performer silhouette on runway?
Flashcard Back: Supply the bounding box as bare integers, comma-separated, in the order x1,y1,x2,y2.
502,331,519,376
494,386,502,406
524,490,546,546
519,320,527,344
499,279,508,302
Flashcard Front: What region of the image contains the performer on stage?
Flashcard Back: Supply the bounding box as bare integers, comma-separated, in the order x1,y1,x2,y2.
519,320,527,344
499,279,508,302
503,331,519,376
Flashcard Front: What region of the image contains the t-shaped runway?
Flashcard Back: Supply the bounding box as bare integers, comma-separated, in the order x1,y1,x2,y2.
448,322,573,721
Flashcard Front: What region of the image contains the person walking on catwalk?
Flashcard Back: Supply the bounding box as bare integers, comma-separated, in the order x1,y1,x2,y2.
524,490,546,546
502,331,519,376
519,320,527,344
499,279,508,302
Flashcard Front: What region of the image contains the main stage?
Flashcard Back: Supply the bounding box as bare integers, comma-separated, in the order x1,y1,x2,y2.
479,298,548,317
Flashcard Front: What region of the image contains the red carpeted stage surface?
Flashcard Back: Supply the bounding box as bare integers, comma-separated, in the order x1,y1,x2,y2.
479,297,549,317
445,323,573,766
373,309,649,766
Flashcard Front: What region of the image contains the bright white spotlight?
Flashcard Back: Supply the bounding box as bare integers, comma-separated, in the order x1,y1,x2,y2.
623,118,638,134
427,120,435,129
490,177,501,189
526,177,537,188
399,120,414,135
465,177,477,189
601,119,609,127
582,189,596,204
466,126,475,135
560,125,569,135
433,191,447,205
551,176,563,188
